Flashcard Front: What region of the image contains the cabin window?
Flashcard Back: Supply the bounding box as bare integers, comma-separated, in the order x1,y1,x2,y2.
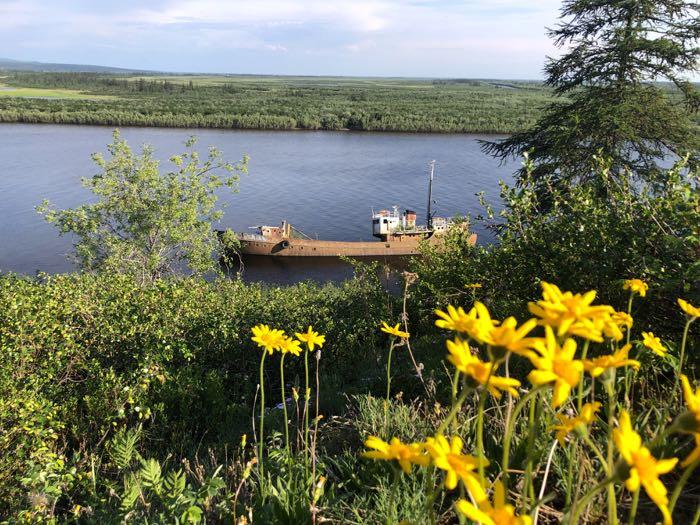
383,219,388,224
372,219,379,225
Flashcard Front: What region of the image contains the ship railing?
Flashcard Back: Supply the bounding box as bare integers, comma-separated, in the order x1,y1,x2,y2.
372,210,401,219
392,225,432,233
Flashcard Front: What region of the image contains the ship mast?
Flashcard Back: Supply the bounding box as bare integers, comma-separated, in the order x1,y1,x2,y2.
426,160,435,229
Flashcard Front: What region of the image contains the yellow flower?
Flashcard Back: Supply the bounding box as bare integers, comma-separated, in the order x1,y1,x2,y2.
295,326,326,351
455,480,532,525
435,305,473,332
527,327,583,408
611,311,634,329
280,336,303,356
528,282,615,342
380,321,410,339
425,434,488,501
583,344,640,378
435,302,498,343
446,338,521,399
613,411,678,525
681,374,700,426
362,436,429,474
552,402,601,445
678,374,700,466
641,332,667,357
623,279,648,297
483,317,539,357
678,298,700,318
251,324,286,354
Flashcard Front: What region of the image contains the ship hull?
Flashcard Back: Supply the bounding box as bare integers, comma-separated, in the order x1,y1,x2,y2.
235,233,476,257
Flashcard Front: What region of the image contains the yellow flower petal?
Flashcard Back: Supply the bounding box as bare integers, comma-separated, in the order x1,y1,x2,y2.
455,500,495,525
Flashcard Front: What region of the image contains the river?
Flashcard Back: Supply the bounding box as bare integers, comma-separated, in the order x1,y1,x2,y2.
0,124,514,283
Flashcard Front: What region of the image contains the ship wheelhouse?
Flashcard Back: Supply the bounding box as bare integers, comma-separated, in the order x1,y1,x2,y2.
372,206,432,242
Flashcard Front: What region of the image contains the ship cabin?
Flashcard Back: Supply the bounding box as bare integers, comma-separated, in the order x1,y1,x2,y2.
258,222,292,239
372,206,428,242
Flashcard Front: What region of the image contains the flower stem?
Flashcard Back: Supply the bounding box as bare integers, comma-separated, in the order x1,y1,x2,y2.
424,464,437,525
580,433,610,475
476,385,488,485
678,319,693,396
311,349,322,503
577,340,590,411
280,353,290,453
605,377,619,525
522,393,538,511
386,339,396,403
304,348,311,479
626,294,633,341
258,350,267,494
565,442,576,506
437,387,471,435
533,440,559,525
624,293,633,404
451,368,460,433
669,458,700,513
627,488,639,525
502,387,542,491
476,357,496,485
387,466,401,525
567,477,613,525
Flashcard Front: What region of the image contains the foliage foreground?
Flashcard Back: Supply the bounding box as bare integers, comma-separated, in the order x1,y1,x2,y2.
1,270,698,524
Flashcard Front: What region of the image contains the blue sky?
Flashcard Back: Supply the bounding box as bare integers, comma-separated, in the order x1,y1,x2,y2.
1,0,566,78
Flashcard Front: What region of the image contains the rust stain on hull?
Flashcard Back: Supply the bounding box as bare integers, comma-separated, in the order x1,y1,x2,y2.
237,233,476,257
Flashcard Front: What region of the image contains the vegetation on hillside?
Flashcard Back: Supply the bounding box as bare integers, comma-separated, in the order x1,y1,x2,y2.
0,74,558,133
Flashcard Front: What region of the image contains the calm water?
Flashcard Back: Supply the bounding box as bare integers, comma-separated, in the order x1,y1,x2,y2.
0,124,513,283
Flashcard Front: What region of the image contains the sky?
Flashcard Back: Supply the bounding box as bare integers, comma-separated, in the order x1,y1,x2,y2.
0,0,565,78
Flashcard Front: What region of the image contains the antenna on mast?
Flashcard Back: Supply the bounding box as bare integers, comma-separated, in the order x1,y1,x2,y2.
426,160,436,229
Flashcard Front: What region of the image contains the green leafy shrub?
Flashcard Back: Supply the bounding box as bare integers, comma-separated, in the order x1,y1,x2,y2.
0,270,386,520
413,156,700,353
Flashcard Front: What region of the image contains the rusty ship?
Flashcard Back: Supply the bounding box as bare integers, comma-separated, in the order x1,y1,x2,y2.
228,161,476,257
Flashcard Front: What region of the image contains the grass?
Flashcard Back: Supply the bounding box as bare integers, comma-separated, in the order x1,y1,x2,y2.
0,83,116,100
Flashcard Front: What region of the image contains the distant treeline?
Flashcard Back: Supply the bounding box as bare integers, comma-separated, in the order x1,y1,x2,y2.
5,72,197,93
0,72,561,133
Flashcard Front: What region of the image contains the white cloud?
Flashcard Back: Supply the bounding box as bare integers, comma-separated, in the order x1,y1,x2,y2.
0,1,41,28
0,0,567,76
135,1,391,32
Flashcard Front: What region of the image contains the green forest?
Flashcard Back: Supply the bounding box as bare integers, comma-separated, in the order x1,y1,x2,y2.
2,72,696,134
0,73,564,133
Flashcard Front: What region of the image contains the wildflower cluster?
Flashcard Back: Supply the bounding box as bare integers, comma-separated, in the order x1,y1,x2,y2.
359,280,700,525
248,280,698,524
250,324,325,498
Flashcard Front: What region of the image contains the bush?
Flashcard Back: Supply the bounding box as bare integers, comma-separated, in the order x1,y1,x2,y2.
0,270,387,520
412,155,700,352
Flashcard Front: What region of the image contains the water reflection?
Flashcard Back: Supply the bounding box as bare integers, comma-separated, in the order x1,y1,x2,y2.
227,254,412,288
